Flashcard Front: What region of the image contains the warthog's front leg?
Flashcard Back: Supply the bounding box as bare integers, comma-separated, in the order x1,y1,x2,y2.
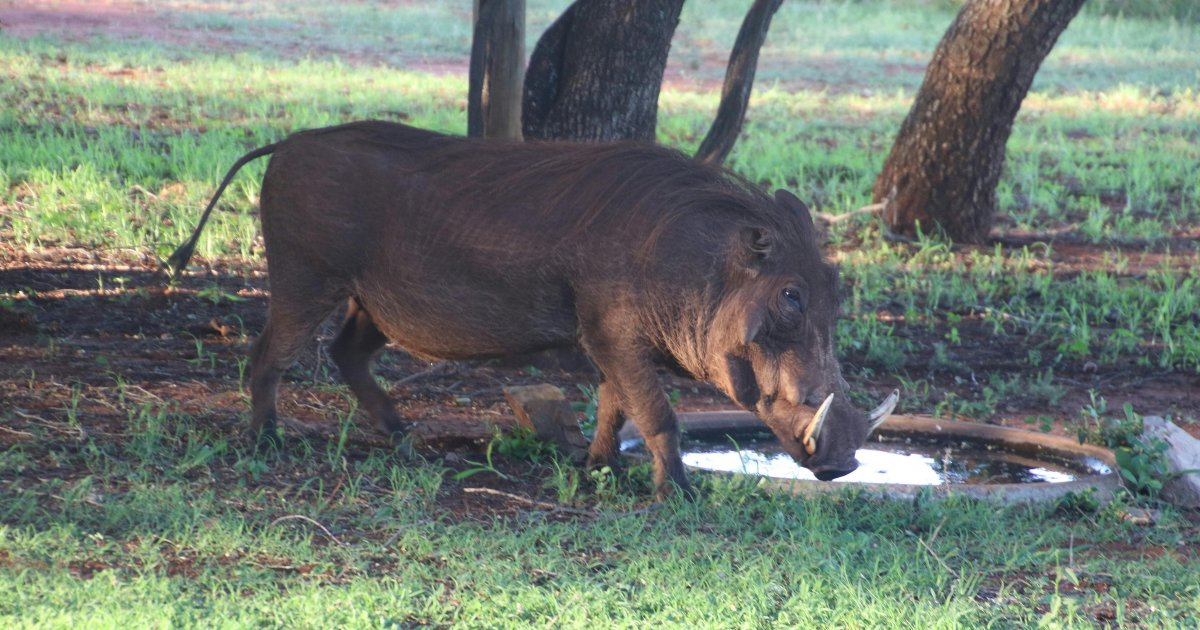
586,381,626,473
583,342,692,499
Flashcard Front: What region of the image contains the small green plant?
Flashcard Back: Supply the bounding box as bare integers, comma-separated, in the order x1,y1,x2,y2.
386,461,445,510
933,390,994,420
589,465,618,502
545,458,582,504
1074,393,1139,448
1023,415,1055,433
928,342,962,373
235,356,249,389
326,398,358,472
174,434,227,476
64,383,83,428
186,334,219,371
453,434,511,481
232,451,271,481
571,384,600,435
493,426,556,464
196,284,246,306
1055,487,1102,515
1072,397,1194,499
1114,437,1171,497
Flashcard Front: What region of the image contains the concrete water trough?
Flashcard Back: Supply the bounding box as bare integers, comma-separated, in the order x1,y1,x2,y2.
620,411,1120,503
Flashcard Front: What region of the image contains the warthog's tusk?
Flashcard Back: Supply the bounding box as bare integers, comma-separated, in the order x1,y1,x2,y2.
803,393,835,455
867,389,900,436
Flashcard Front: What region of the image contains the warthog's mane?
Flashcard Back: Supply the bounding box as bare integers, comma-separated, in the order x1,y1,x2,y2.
336,122,808,259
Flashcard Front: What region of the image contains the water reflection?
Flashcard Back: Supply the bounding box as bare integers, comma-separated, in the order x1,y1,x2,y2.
645,432,1107,485
680,445,1084,485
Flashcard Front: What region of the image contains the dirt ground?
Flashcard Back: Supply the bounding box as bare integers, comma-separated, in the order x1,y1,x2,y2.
2,241,1196,456
0,0,732,88
1,1,1198,479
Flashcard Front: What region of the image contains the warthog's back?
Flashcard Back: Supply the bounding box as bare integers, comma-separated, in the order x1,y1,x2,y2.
256,121,787,360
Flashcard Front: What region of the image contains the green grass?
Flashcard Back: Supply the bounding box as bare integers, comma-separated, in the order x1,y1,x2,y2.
2,1,1200,626
3,409,1199,628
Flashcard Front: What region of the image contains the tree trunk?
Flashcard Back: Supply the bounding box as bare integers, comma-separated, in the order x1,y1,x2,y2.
468,0,526,139
872,0,1087,243
522,0,685,142
695,0,783,165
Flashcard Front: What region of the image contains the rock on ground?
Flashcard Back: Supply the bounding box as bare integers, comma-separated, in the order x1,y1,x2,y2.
1142,416,1200,509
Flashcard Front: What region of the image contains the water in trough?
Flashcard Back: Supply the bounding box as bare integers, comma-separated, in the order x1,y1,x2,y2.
626,429,1112,486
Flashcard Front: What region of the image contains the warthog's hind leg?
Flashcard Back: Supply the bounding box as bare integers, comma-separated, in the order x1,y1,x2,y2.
247,291,339,449
329,297,414,457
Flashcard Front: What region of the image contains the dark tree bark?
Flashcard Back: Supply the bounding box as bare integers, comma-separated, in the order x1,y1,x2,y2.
695,0,783,165
522,0,685,142
873,0,1087,243
468,0,526,139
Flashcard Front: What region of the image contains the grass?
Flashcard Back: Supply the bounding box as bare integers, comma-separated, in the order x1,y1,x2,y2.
3,412,1199,627
2,0,1200,626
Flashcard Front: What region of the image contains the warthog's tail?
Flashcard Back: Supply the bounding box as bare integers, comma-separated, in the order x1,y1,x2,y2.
162,143,279,279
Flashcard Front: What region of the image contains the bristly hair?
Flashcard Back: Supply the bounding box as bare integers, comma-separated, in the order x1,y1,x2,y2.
341,121,806,260
167,121,813,283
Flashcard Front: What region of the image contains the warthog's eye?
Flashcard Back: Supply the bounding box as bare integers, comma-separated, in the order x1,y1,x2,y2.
782,288,805,312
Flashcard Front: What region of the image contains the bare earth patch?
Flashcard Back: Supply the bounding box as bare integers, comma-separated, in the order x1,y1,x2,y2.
1,1,222,48
2,242,1196,454
0,0,926,90
0,0,469,74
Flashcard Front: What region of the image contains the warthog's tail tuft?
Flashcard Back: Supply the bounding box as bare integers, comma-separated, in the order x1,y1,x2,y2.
162,142,279,280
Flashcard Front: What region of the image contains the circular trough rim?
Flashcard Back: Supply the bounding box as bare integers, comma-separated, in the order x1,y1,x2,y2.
623,412,1120,504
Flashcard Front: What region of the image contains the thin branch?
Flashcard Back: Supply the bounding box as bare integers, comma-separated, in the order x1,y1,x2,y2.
268,514,350,547
463,487,665,520
48,493,103,508
917,518,958,578
918,536,957,577
124,385,164,402
595,502,665,521
463,486,593,514
0,425,34,438
813,202,885,225
9,409,47,423
14,410,88,441
394,362,457,387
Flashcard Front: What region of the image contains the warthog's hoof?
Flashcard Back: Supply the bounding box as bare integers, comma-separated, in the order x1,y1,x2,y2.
251,425,285,454
657,480,698,503
585,453,624,476
390,430,418,461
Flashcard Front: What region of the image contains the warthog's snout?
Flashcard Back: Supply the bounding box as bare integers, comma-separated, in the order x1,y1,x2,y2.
812,464,858,481
790,389,899,481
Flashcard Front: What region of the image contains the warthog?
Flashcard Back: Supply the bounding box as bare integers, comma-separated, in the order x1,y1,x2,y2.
168,121,897,497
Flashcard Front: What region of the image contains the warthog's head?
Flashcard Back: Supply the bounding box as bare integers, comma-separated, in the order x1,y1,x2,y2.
707,190,897,480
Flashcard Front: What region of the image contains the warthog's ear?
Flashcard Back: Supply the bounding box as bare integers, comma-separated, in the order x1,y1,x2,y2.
740,226,773,262
774,189,816,234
